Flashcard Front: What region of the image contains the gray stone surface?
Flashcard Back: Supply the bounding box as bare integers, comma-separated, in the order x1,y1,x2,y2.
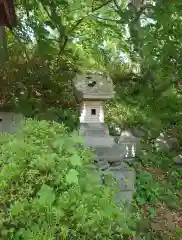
96,160,110,171
83,135,114,147
103,166,135,203
115,191,134,204
174,155,182,167
109,166,135,191
94,145,126,162
131,127,148,138
79,123,109,135
80,123,114,147
155,133,178,151
119,130,138,143
0,112,24,133
118,131,139,158
80,126,136,204
73,72,115,102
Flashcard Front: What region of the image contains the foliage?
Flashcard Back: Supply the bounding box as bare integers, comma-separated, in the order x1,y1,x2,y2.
104,75,182,238
0,0,182,239
0,119,137,239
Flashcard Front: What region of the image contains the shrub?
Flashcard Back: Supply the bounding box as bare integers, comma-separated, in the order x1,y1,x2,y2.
0,119,135,239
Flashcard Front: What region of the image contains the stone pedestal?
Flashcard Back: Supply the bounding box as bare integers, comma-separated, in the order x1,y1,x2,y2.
103,164,135,204
79,123,114,147
80,124,136,204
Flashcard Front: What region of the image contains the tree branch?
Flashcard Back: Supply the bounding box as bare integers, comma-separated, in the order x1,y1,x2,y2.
113,0,123,16
69,0,113,32
92,0,112,12
69,18,84,34
11,30,30,61
39,1,59,30
43,0,112,52
91,15,120,23
68,1,113,35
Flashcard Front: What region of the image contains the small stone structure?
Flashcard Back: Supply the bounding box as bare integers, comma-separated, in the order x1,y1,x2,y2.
73,72,137,204
155,133,178,151
118,130,140,163
73,72,114,124
0,112,24,133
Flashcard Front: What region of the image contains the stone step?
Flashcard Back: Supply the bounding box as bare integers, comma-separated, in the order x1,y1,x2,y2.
95,145,126,162
104,169,135,191
83,135,114,147
85,129,107,137
79,123,109,136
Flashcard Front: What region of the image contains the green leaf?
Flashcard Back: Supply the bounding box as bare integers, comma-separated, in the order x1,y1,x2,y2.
138,197,146,206
11,202,24,216
71,131,84,143
148,207,156,217
70,154,82,166
36,184,55,206
52,137,65,149
65,169,79,184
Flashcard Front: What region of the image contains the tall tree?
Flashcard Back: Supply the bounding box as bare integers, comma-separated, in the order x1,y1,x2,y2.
0,0,17,63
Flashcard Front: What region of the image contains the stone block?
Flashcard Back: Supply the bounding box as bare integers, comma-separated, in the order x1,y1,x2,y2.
95,145,126,162
103,165,135,204
109,166,135,191
83,135,114,147
0,112,24,133
115,190,134,204
96,160,110,171
79,123,109,136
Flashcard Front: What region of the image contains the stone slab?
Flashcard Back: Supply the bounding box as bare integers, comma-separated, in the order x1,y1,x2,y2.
79,123,109,136
83,135,114,147
115,190,134,204
0,112,24,133
104,167,135,191
94,144,126,162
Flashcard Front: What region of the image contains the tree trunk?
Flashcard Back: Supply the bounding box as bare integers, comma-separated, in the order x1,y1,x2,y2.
0,26,8,64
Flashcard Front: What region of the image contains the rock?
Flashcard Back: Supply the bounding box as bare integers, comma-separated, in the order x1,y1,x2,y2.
155,133,169,150
155,133,178,151
96,160,110,171
94,145,126,162
167,137,178,148
131,127,148,138
174,155,182,167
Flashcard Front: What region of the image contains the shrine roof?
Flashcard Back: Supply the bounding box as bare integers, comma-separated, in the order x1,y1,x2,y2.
72,72,115,102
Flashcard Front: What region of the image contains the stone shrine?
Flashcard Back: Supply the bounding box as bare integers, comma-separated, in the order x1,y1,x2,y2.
73,71,137,204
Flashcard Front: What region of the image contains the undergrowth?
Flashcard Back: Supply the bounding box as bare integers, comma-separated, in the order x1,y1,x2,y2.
0,119,137,240
0,76,181,239
105,84,182,239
